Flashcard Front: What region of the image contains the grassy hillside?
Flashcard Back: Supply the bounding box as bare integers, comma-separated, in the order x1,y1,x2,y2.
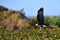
0,6,60,40
0,6,30,30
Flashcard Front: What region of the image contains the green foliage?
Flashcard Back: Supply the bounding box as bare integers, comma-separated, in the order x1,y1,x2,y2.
0,6,60,40
30,17,37,26
44,17,50,26
31,16,60,27
44,16,60,27
0,27,60,40
56,17,60,27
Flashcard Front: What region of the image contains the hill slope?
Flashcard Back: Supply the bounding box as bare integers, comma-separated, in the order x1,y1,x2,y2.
0,6,30,29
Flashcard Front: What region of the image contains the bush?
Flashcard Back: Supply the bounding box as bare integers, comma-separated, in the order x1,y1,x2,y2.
31,16,60,27
30,17,37,26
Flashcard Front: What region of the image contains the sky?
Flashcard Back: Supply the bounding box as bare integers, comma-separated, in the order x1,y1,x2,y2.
0,0,60,17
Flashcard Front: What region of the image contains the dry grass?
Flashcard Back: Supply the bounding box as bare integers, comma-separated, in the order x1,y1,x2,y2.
0,6,60,40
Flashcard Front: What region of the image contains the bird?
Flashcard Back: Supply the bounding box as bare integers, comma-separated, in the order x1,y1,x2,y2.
37,7,44,27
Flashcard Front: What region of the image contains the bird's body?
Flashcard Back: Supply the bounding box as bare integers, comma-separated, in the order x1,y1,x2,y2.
37,8,44,27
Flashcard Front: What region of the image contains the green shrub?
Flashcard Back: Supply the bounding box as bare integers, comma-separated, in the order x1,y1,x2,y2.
31,16,60,27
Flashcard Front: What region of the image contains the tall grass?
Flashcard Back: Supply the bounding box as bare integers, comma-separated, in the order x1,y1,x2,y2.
0,27,60,40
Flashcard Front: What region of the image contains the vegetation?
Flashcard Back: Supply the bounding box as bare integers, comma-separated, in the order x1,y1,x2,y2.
0,27,60,40
31,16,60,27
0,6,60,40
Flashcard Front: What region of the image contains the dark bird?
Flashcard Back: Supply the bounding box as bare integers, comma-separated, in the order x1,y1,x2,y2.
37,7,44,27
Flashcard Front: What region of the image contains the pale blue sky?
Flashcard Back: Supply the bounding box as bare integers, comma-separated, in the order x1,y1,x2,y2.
0,0,60,17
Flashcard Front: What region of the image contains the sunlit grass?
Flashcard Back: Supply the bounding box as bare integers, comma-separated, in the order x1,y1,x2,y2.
0,27,60,40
